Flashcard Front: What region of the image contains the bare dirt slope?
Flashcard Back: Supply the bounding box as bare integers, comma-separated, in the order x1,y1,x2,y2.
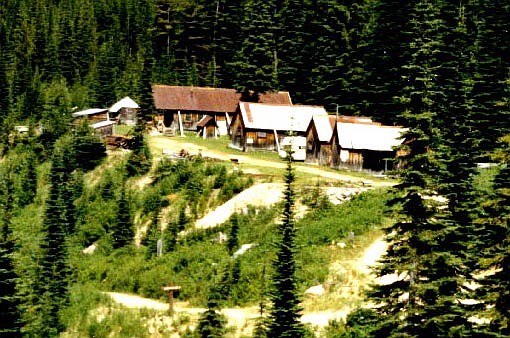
106,235,388,337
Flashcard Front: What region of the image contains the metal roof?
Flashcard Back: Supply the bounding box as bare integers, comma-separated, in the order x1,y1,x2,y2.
239,102,328,132
336,122,406,151
72,108,108,118
152,85,292,112
92,120,116,129
311,115,379,143
312,115,335,142
109,96,140,113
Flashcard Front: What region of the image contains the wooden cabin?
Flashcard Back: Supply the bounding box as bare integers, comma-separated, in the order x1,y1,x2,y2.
331,122,406,172
152,85,292,137
230,102,328,151
305,115,378,166
109,96,140,125
72,108,115,140
92,120,116,138
72,108,109,124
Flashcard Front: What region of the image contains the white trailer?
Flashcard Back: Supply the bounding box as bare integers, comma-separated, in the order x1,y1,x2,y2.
278,136,307,161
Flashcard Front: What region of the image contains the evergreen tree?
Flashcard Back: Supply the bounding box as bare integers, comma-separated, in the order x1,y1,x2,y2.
111,187,134,249
226,212,240,256
38,145,74,337
359,0,414,123
366,1,472,335
313,0,372,113
126,121,152,177
277,0,315,103
475,134,510,335
196,290,226,338
471,0,510,157
231,0,280,98
0,174,22,337
267,151,305,337
72,119,107,172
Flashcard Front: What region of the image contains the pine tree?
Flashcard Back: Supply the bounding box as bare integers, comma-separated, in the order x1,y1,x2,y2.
366,1,472,335
226,212,240,256
231,0,280,98
126,121,152,177
72,119,107,172
267,150,305,338
111,187,134,249
471,0,510,157
359,0,415,123
197,290,226,338
0,174,22,337
277,0,315,103
38,146,74,337
475,135,510,335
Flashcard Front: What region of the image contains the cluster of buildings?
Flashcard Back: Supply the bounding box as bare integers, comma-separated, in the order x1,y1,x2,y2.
75,85,407,173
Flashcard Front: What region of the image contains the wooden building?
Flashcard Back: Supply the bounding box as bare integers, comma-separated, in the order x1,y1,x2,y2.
305,115,378,166
72,108,115,139
230,102,328,151
72,108,109,124
152,85,292,137
109,96,140,125
330,122,405,172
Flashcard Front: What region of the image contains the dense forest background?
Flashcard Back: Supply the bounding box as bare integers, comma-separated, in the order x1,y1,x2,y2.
1,0,507,151
2,0,510,337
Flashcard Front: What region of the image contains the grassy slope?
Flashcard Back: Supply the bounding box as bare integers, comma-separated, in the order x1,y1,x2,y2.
64,133,397,337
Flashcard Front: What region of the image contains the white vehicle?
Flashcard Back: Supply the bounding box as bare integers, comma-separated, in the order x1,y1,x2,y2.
278,136,307,161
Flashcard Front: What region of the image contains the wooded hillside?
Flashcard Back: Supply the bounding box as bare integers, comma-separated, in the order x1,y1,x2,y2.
1,0,510,337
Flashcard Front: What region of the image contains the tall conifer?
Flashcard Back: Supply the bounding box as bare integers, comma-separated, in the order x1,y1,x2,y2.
39,145,73,337
366,1,472,335
0,174,22,337
267,150,305,338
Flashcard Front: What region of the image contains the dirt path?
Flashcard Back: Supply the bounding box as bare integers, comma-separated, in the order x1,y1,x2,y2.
148,134,395,187
104,135,393,336
105,236,388,336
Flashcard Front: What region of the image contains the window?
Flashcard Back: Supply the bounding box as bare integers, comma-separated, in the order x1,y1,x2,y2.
257,131,267,138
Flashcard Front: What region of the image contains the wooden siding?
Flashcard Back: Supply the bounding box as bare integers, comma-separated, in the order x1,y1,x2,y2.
305,123,333,165
118,107,139,125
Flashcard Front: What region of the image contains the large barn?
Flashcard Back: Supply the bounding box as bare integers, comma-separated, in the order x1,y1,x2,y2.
230,102,328,151
152,85,292,137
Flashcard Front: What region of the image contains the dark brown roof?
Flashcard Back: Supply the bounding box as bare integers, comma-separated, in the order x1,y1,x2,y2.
152,85,292,112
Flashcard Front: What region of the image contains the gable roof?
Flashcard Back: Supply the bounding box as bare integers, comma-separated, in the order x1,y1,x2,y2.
238,102,328,132
152,85,292,112
109,96,140,113
312,115,335,142
311,115,380,143
335,122,406,151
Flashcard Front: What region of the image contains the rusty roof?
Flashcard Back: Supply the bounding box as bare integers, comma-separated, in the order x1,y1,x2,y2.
152,85,292,112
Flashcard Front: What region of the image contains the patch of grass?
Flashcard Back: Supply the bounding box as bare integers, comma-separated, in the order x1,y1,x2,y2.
114,124,134,136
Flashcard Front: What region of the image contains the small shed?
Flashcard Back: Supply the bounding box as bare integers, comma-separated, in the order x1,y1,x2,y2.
92,120,116,138
72,108,116,140
109,96,140,125
196,115,219,139
331,122,406,172
230,102,328,151
152,85,292,137
72,108,109,124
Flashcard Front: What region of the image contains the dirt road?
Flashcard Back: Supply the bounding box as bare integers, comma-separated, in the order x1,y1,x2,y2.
105,235,388,336
148,134,396,187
